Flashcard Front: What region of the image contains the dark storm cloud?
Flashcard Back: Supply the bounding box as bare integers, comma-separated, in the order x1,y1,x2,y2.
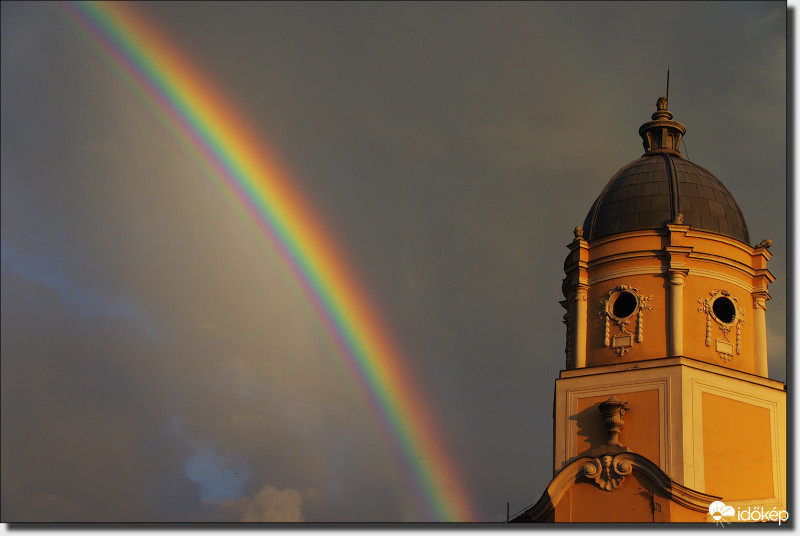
1,1,787,523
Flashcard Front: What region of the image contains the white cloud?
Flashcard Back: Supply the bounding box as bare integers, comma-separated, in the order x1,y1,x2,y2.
208,485,304,522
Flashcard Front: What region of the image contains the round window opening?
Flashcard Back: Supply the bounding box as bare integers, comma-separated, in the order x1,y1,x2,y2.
612,291,638,319
712,296,737,324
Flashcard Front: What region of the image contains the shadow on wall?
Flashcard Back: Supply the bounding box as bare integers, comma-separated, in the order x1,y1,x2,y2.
571,402,606,458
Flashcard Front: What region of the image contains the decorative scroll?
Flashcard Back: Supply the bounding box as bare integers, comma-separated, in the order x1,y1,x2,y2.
698,289,745,364
581,454,633,491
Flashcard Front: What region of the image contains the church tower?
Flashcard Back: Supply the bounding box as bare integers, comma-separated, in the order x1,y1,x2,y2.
512,98,786,523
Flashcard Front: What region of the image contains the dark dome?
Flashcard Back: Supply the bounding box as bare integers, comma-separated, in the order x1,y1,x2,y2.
582,99,749,244
583,155,749,243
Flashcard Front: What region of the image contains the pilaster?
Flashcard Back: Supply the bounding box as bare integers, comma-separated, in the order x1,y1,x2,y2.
562,232,590,369
665,223,692,359
752,295,769,377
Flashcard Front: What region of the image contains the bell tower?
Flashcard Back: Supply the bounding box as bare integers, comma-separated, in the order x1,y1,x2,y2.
512,99,786,523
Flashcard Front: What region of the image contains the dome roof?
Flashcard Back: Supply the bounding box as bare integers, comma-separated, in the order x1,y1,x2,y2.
582,99,749,244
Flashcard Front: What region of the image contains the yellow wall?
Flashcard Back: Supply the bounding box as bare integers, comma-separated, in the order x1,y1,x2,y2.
702,392,774,500
556,471,707,522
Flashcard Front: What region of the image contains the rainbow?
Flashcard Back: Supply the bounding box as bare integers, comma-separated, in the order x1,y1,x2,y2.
63,1,474,522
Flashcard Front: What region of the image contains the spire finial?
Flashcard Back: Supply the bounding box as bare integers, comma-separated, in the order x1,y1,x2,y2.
638,95,686,157
666,66,670,103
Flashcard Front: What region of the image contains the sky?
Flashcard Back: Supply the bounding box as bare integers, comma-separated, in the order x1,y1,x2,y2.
1,0,788,524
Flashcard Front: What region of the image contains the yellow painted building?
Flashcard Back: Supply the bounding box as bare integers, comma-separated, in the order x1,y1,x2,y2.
512,98,786,523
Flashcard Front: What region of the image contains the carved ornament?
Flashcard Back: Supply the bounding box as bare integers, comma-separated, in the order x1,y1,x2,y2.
581,454,633,491
668,270,686,286
753,296,768,311
698,289,745,363
598,285,653,357
599,396,629,447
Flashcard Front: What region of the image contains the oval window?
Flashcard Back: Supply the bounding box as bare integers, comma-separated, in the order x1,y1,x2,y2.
712,296,737,324
612,291,638,319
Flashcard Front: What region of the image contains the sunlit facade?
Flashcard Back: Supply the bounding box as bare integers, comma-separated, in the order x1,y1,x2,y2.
511,98,786,523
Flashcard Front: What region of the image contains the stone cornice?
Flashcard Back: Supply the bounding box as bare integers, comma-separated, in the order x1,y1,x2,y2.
586,247,771,282
586,227,769,257
558,356,786,391
587,266,762,293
